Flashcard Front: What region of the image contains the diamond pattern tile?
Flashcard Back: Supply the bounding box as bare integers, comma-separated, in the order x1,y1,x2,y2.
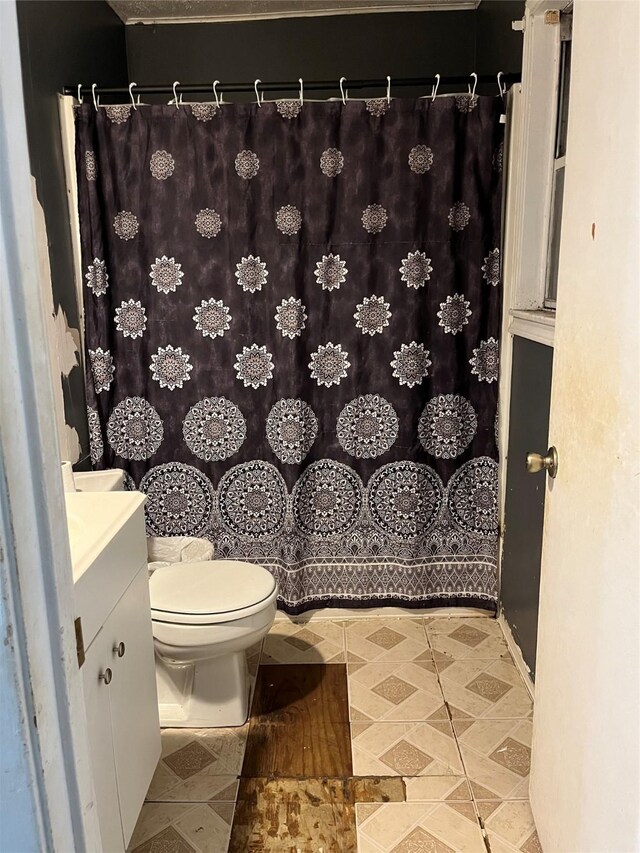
352,721,464,777
163,742,215,780
426,617,509,660
355,802,486,853
454,719,533,800
436,658,533,720
262,618,345,663
483,801,542,852
346,618,431,662
349,661,447,721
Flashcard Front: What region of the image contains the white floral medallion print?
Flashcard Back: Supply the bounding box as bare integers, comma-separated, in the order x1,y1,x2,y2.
399,251,433,290
418,394,478,459
115,299,147,338
354,295,392,336
336,394,399,459
235,255,268,293
218,461,287,537
266,399,318,464
86,406,103,465
447,456,499,535
320,148,344,177
482,248,501,287
89,347,115,393
193,299,231,339
150,345,192,390
493,142,504,173
234,344,274,389
150,150,175,180
469,337,499,383
309,343,350,387
85,258,109,296
314,253,348,291
437,293,472,335
113,210,139,240
140,462,215,537
390,342,432,388
85,151,97,181
276,100,302,119
107,397,164,461
104,105,131,124
182,397,246,462
408,145,434,174
367,462,444,538
235,150,260,180
191,103,218,121
365,98,390,117
275,297,307,339
149,256,184,294
455,95,478,113
448,202,470,232
121,471,136,492
361,204,388,234
276,205,302,235
292,460,364,537
195,208,222,238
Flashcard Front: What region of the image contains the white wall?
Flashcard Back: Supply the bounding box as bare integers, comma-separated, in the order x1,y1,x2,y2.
530,2,640,851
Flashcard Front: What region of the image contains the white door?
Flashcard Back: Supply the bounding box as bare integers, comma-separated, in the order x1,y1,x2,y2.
82,628,124,853
107,567,161,847
529,3,640,851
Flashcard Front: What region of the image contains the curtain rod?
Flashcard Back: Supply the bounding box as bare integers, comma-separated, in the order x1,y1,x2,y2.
65,73,520,98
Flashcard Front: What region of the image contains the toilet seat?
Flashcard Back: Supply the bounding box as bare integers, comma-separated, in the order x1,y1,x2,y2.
149,559,277,626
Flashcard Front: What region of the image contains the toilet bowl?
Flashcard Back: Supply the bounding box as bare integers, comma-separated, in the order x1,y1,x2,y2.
149,559,277,727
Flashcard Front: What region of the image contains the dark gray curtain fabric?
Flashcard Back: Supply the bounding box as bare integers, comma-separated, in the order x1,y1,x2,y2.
76,96,503,614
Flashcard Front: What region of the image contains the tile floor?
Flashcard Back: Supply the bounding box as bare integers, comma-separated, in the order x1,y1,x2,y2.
128,615,541,852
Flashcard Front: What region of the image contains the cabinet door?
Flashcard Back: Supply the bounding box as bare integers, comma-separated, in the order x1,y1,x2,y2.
106,567,161,846
82,627,125,853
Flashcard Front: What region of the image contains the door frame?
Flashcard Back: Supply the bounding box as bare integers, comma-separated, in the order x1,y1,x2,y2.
0,2,100,848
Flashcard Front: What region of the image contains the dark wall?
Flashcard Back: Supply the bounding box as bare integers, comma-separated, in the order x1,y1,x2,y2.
126,2,524,101
17,0,129,462
501,337,554,678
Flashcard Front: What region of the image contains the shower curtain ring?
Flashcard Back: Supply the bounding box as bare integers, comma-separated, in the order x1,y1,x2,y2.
497,71,506,100
469,72,478,98
129,82,138,110
431,73,440,101
91,83,99,111
213,80,221,108
172,81,180,109
386,75,391,105
299,78,304,106
77,84,83,104
339,76,348,105
254,79,263,107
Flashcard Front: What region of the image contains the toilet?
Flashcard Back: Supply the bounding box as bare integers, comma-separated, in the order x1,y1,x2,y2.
149,560,278,727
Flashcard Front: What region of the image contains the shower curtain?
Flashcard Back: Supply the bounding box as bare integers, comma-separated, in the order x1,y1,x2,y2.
76,95,503,614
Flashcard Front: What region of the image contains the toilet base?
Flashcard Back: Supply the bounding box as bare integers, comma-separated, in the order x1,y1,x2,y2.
156,650,249,728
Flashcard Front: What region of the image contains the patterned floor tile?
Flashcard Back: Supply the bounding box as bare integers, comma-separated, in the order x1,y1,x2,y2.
455,719,533,800
159,725,248,781
355,802,486,852
426,617,510,660
436,658,533,720
479,800,542,853
128,803,198,850
351,721,464,777
345,618,431,662
348,661,447,722
173,803,234,853
261,619,345,663
404,776,473,803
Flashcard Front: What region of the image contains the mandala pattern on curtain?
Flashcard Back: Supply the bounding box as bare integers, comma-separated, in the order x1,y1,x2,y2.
76,96,503,614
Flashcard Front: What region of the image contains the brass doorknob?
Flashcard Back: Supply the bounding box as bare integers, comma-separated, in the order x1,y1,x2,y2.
526,446,558,478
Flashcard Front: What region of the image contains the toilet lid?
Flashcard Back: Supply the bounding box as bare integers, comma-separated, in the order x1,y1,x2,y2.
149,560,277,623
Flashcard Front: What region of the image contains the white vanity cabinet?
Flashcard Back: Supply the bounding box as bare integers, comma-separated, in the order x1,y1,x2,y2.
67,492,160,852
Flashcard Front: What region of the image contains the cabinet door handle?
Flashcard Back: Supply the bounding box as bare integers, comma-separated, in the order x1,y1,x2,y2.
99,667,113,685
113,641,126,658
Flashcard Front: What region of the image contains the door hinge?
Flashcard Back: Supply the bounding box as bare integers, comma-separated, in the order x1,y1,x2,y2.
75,617,85,668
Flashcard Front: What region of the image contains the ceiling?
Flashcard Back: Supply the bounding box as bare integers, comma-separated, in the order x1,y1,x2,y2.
107,0,480,25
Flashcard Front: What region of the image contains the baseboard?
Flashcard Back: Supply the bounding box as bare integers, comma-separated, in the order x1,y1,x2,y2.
276,605,495,621
497,612,535,700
